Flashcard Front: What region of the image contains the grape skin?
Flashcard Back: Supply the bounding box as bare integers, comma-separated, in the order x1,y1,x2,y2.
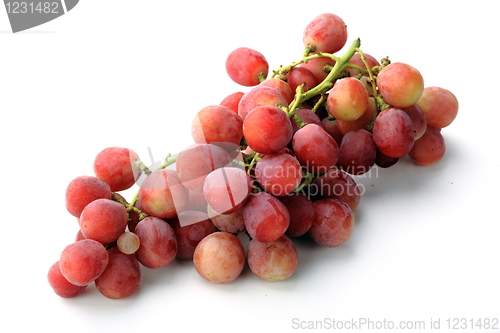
79,198,129,244
134,217,177,269
207,204,246,234
117,232,141,255
409,126,446,166
285,66,318,93
47,261,87,298
372,108,415,158
311,167,361,212
327,77,369,122
309,198,355,247
59,239,109,286
303,13,348,54
220,91,244,114
193,232,245,284
93,147,141,192
95,247,141,299
278,193,315,237
377,62,424,108
225,47,269,87
247,235,298,282
254,153,303,196
336,129,376,176
416,86,458,129
258,78,294,104
65,175,112,218
238,86,289,121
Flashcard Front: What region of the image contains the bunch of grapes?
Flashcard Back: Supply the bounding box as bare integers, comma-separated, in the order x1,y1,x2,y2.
48,13,459,299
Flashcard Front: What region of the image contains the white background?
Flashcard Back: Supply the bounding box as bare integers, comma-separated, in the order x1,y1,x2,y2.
1,1,499,332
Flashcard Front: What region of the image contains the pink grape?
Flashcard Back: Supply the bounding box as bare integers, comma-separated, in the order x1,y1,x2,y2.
377,62,424,108
134,216,177,269
65,176,112,218
336,96,377,135
226,47,268,86
291,108,323,134
193,232,245,284
408,126,446,166
247,235,298,282
93,147,141,192
259,78,294,104
47,261,87,298
285,66,317,92
277,193,315,237
417,86,459,128
372,108,415,158
311,167,361,212
300,56,335,83
321,117,344,146
207,204,246,234
327,77,369,121
346,52,380,77
336,129,377,176
176,143,232,192
95,247,141,299
220,91,244,113
238,86,289,121
309,198,355,247
191,105,244,152
169,210,217,260
59,239,109,286
292,123,339,174
138,168,189,219
243,106,293,154
243,191,290,242
303,13,348,54
203,167,252,215
401,103,428,140
254,152,303,196
79,198,128,244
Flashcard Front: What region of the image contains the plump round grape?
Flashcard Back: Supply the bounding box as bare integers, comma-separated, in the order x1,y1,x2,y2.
375,148,399,168
117,232,141,255
303,13,348,54
169,211,217,260
220,91,244,113
243,191,290,242
401,103,427,140
247,235,298,282
277,193,314,237
59,239,109,286
337,129,377,175
134,216,177,269
193,232,245,284
254,153,302,196
207,204,246,234
238,86,289,121
292,123,338,174
258,78,294,104
300,56,335,83
65,176,112,218
310,167,361,212
79,198,128,244
417,86,458,128
95,247,141,299
309,198,354,247
243,106,293,154
226,47,269,86
47,261,87,298
327,77,369,121
377,62,424,108
291,108,323,134
191,105,244,152
203,167,252,215
372,108,415,158
138,168,189,220
346,52,380,77
408,126,446,166
336,97,377,135
176,143,232,192
321,117,344,146
285,66,317,92
93,147,141,192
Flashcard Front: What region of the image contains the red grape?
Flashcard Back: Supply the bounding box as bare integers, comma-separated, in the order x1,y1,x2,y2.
243,191,290,242
300,56,335,83
59,239,109,286
277,193,315,237
47,261,87,298
336,96,377,135
321,117,344,146
65,176,112,218
220,91,244,113
138,168,189,220
311,167,361,212
207,204,246,234
258,78,294,104
327,77,369,121
93,147,141,192
372,108,415,158
247,235,298,282
203,166,252,215
134,216,177,269
243,105,293,154
193,232,245,284
95,247,141,299
303,13,348,54
226,47,269,86
79,198,128,244
346,52,380,77
309,198,354,247
292,123,339,174
377,62,424,108
417,86,458,128
401,103,427,140
408,126,446,166
254,152,303,196
337,129,376,176
291,108,323,134
238,86,289,121
375,149,399,168
285,66,317,92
